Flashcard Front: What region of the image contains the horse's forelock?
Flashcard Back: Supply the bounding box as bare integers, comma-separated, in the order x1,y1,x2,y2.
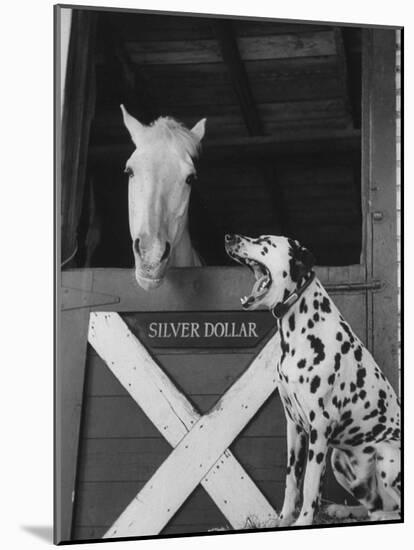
150,117,201,160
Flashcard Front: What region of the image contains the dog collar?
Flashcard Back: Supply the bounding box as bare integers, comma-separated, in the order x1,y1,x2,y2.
271,271,316,319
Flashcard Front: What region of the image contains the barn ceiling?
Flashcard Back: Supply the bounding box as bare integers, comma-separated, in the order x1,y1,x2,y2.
90,13,362,148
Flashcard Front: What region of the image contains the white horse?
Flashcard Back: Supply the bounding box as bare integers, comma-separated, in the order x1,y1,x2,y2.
120,105,206,290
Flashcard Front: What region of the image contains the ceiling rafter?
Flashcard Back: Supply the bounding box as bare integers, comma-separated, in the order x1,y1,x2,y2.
213,20,263,136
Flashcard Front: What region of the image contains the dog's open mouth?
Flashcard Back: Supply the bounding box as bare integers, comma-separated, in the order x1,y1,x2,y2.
228,252,272,309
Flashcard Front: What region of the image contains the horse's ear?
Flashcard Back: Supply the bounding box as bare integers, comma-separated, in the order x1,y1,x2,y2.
191,118,207,142
120,104,144,144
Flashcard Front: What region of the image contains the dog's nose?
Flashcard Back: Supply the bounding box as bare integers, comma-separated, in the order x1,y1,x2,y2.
225,233,236,245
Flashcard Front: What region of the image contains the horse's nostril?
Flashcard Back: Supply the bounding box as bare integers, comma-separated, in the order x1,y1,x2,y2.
134,238,141,256
161,241,171,261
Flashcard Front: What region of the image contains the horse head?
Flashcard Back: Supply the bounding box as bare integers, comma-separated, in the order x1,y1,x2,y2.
121,105,206,290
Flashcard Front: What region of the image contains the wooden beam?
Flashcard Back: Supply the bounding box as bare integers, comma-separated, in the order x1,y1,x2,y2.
89,128,361,162
213,20,263,136
334,28,355,128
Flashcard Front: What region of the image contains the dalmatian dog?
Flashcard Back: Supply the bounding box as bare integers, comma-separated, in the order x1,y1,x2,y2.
225,234,401,527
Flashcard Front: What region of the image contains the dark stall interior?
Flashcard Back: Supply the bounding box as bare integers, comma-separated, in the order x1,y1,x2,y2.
70,12,363,268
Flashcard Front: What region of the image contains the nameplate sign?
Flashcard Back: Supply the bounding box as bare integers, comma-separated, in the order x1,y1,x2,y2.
121,311,276,349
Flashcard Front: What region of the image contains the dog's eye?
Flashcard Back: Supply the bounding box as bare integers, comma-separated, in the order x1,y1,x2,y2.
124,166,134,178
186,173,197,186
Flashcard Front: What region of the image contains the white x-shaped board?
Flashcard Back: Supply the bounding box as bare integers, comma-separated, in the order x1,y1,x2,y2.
88,312,281,537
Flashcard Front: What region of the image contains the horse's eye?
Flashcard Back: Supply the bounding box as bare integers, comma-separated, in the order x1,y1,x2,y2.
186,173,196,186
124,166,133,178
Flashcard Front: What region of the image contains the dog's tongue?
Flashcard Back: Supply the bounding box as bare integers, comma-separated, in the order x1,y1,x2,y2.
240,275,270,309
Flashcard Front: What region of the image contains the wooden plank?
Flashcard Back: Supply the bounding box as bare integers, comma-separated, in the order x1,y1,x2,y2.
76,393,285,439
85,351,255,396
92,98,349,144
259,99,347,124
73,479,286,539
61,267,372,315
214,20,262,135
75,483,229,530
126,38,223,64
125,31,336,65
77,436,286,485
56,271,94,543
88,313,278,534
105,13,216,42
238,30,337,61
78,436,286,483
89,128,361,162
234,21,332,37
368,29,399,389
333,28,355,127
99,324,281,537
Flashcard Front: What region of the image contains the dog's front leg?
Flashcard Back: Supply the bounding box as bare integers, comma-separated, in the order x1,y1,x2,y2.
279,419,307,527
291,430,328,527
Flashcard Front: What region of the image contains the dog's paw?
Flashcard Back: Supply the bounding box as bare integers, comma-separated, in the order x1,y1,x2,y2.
325,504,367,520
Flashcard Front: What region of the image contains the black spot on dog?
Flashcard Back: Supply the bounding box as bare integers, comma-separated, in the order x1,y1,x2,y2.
349,426,361,434
310,429,318,444
354,346,363,362
334,353,341,371
294,436,307,482
340,321,355,344
299,298,308,313
372,424,386,437
307,335,325,364
308,319,314,329
288,314,295,332
341,341,351,354
336,332,343,341
328,373,335,385
297,359,306,369
299,375,304,383
308,449,314,461
310,375,321,393
320,297,331,313
316,452,324,464
363,409,378,420
310,410,315,422
356,368,367,388
313,300,319,310
313,313,320,322
359,390,367,400
282,270,287,278
363,445,375,454
340,382,345,390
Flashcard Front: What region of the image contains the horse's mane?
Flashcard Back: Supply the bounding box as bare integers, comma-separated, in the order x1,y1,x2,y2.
148,117,201,159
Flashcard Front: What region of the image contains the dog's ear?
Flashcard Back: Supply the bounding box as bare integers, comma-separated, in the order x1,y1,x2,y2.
288,239,315,282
